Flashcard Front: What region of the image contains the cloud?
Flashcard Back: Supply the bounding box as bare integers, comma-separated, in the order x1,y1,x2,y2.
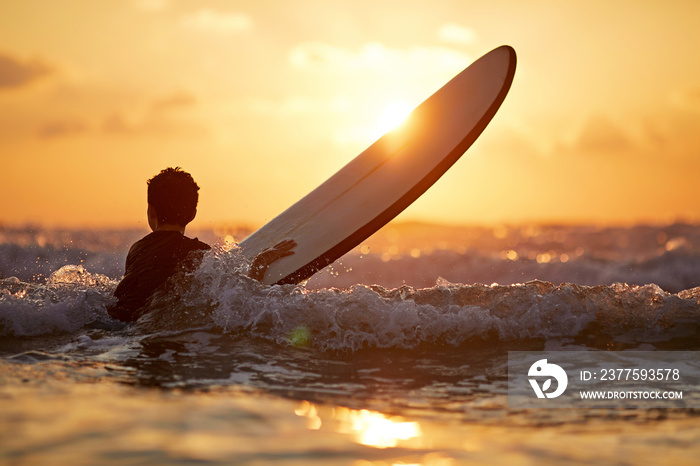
0,52,54,89
674,85,700,111
38,118,89,139
248,95,349,117
102,113,136,134
134,0,169,11
151,91,197,111
289,42,471,74
575,115,634,155
437,23,477,45
100,107,206,138
103,92,197,135
641,106,700,160
690,87,700,106
180,9,253,34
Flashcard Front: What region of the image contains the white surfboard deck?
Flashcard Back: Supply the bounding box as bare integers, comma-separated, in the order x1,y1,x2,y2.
239,45,516,285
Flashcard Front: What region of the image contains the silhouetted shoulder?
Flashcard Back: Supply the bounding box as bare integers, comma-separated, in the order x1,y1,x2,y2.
109,231,211,322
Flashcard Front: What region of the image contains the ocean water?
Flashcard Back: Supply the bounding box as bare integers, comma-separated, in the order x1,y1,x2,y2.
2,222,700,465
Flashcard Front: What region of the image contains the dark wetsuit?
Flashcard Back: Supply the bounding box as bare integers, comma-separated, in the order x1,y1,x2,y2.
108,231,210,322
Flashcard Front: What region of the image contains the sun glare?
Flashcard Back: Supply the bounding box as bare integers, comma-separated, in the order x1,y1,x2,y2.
295,402,423,449
377,101,413,135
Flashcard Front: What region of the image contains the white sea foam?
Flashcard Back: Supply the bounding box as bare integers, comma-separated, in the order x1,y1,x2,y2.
0,266,117,337
1,224,700,351
128,246,700,352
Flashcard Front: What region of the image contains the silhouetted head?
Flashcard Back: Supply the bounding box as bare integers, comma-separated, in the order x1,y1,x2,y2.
147,167,199,228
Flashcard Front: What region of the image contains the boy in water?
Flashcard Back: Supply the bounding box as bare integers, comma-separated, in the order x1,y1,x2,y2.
108,167,295,322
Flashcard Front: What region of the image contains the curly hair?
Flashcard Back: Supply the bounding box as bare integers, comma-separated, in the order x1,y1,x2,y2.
147,167,200,227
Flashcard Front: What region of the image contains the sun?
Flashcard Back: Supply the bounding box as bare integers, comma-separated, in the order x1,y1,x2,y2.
376,101,413,135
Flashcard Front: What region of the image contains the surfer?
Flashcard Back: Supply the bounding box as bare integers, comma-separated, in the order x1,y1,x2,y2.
107,167,296,322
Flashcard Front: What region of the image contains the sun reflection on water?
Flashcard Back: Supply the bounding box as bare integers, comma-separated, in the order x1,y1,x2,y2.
336,407,421,449
295,401,422,449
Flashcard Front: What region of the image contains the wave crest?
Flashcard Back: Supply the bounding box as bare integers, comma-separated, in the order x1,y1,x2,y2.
145,249,700,351
0,266,116,337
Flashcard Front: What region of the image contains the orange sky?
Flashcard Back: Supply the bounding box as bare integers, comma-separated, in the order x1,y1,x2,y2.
1,0,700,229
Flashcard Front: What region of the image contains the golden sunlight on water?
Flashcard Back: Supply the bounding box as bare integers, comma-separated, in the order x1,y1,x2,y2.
295,401,422,449
3,362,700,465
335,407,421,449
290,398,700,465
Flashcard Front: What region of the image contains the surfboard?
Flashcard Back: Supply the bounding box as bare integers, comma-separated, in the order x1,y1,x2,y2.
239,45,517,285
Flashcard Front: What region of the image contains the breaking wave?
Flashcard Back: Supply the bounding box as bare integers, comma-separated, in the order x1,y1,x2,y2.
2,223,700,352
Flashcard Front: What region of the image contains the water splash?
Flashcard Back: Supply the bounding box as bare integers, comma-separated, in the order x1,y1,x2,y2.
3,246,700,351
0,265,116,336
